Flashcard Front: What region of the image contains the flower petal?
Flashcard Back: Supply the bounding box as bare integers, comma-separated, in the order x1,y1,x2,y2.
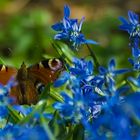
85,39,98,45
51,22,63,31
128,10,139,25
64,5,70,18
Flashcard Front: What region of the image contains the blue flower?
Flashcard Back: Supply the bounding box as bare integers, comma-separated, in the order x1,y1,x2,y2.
54,58,104,98
53,89,88,124
52,5,97,50
99,58,130,83
0,124,49,140
13,101,53,123
99,58,130,76
128,39,140,71
86,105,132,139
129,48,140,71
70,57,94,77
119,10,140,39
53,58,105,124
53,57,133,139
83,80,130,139
0,78,16,118
53,71,70,87
53,87,102,125
128,75,140,92
54,57,94,87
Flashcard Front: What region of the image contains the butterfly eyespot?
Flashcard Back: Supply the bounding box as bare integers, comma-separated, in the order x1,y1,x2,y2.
35,82,45,94
48,58,62,71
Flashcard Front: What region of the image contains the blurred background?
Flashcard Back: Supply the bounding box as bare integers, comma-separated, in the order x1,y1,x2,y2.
0,0,139,68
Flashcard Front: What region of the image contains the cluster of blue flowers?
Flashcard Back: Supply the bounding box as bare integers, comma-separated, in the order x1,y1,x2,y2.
1,4,140,140
53,57,133,139
52,7,140,139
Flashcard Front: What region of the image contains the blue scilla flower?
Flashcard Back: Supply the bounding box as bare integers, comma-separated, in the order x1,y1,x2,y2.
0,124,49,140
128,40,140,71
85,89,130,139
53,58,106,124
0,78,15,118
52,5,97,50
54,57,94,87
128,75,140,87
129,47,140,71
53,88,102,124
54,58,105,98
103,78,129,109
99,58,130,83
84,81,130,139
70,57,94,77
128,75,140,92
53,90,87,124
119,11,140,39
86,105,132,139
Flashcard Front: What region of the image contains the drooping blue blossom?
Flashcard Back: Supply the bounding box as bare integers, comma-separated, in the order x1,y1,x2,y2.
119,10,140,41
52,5,97,50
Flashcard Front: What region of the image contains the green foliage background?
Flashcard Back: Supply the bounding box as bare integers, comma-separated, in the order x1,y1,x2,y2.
0,0,139,68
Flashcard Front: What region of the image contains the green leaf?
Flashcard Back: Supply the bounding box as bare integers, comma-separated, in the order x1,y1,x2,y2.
7,105,23,124
86,44,100,68
40,115,56,140
73,124,84,140
49,111,67,140
39,83,51,101
49,88,64,102
0,57,5,65
52,42,76,64
19,100,47,124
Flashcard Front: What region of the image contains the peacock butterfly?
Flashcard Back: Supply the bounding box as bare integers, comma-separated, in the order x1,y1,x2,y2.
0,58,63,105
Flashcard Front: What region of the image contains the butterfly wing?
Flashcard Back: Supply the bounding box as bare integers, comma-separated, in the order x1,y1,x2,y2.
11,80,38,105
0,64,20,104
0,58,63,105
28,59,63,85
0,65,17,85
25,80,38,104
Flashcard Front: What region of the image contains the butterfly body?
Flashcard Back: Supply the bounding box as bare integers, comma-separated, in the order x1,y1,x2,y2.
0,58,63,105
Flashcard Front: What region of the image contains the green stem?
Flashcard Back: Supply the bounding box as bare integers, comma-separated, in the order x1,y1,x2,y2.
86,44,100,68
